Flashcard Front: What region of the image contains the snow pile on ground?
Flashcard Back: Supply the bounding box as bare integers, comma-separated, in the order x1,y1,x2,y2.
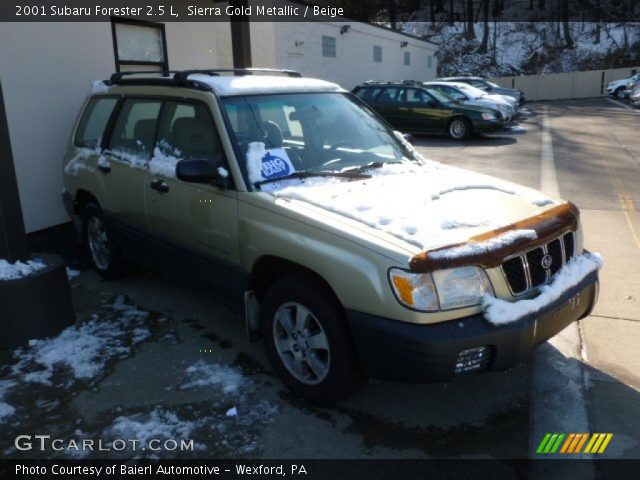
0,258,46,281
180,360,245,395
429,230,537,260
0,380,16,424
483,253,603,325
66,268,81,279
11,295,151,387
103,406,206,453
274,161,555,251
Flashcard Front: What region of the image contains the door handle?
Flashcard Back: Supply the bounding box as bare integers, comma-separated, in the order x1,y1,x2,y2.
97,164,111,174
150,179,170,193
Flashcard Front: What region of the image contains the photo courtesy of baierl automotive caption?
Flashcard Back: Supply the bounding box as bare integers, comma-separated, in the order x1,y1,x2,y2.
15,463,307,476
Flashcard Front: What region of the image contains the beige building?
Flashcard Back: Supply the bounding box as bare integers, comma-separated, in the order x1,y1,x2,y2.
0,6,437,233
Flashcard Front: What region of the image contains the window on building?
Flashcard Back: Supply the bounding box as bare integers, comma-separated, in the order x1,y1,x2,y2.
111,19,168,72
404,51,411,66
373,45,382,63
427,55,433,68
108,99,162,160
75,97,118,148
322,35,336,58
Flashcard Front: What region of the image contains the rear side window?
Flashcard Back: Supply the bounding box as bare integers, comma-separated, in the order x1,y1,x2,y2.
108,99,162,161
376,87,402,104
74,97,118,148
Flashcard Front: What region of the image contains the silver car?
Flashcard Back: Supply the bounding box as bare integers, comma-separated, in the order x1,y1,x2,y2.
439,76,525,104
425,81,516,123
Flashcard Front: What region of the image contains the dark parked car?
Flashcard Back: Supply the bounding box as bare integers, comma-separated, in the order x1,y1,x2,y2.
352,81,505,140
438,76,525,104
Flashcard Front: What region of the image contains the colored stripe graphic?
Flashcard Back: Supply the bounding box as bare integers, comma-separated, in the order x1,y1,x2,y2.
538,433,613,454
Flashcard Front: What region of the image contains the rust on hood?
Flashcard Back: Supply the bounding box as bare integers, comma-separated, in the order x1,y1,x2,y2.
409,202,580,272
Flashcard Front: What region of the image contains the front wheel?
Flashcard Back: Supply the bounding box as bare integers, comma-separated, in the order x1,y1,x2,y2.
615,87,626,100
260,274,363,404
448,117,471,140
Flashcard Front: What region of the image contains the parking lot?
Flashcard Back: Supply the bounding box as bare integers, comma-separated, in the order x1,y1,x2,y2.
1,97,639,461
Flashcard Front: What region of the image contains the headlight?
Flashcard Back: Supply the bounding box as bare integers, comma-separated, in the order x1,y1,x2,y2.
482,111,497,120
389,266,494,312
432,267,494,310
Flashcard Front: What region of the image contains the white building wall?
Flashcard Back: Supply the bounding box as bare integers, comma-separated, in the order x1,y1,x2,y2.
272,21,438,89
0,19,230,233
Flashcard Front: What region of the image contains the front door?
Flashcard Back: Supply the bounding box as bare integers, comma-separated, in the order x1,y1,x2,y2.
144,100,241,295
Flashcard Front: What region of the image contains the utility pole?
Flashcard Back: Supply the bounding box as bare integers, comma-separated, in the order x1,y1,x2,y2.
230,0,252,69
0,81,28,263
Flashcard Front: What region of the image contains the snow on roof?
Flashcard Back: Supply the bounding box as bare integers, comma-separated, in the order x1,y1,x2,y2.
190,74,345,96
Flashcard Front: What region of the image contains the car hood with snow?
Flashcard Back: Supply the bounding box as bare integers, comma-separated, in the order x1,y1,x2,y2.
263,161,561,264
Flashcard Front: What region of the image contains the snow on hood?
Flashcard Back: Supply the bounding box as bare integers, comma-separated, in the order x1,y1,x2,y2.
272,161,556,253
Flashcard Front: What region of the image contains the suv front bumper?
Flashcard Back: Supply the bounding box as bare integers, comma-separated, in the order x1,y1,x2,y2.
346,270,598,382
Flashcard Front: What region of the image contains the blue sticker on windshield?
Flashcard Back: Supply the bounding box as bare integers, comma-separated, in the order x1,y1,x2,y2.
261,151,292,179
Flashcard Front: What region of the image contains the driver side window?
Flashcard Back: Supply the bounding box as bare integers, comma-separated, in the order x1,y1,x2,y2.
157,103,223,162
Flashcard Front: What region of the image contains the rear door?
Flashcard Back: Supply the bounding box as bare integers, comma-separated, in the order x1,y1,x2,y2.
400,88,444,133
101,98,162,232
369,86,405,129
144,100,241,295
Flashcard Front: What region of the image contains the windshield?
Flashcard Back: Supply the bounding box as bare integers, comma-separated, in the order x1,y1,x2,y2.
486,81,501,89
221,93,417,189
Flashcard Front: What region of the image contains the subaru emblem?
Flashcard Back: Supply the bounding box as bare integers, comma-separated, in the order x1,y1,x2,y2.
541,254,553,270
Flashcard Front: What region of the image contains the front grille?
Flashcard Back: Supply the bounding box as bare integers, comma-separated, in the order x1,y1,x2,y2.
502,231,577,295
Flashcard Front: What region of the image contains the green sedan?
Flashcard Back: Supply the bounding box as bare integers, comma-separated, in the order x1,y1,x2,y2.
353,81,505,140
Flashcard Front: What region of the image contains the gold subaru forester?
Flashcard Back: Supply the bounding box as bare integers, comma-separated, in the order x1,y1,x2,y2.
62,69,601,404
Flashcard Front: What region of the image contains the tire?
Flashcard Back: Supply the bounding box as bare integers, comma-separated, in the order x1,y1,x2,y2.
615,87,626,100
83,204,126,279
448,117,471,140
260,274,363,404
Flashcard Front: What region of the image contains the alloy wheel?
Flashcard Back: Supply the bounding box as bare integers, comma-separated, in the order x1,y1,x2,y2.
273,302,331,385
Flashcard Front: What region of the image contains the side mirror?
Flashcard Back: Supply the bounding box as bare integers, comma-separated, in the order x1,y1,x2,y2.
402,133,415,144
176,158,228,188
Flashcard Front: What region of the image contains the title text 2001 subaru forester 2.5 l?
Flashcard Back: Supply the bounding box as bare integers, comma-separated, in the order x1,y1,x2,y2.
62,69,601,404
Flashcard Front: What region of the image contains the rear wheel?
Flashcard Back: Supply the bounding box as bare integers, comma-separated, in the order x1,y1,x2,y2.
448,117,471,140
83,204,125,279
260,274,363,404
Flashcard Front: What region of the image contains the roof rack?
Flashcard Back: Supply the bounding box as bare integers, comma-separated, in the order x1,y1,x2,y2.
173,68,301,84
104,68,302,92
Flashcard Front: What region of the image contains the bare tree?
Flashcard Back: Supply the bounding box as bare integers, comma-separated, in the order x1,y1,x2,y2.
465,0,476,40
561,0,574,48
478,0,490,52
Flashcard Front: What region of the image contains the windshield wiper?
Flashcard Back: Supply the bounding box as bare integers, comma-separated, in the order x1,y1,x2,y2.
342,161,401,174
255,170,371,187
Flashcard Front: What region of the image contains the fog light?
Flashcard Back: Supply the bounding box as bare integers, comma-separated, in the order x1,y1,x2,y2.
455,346,491,375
